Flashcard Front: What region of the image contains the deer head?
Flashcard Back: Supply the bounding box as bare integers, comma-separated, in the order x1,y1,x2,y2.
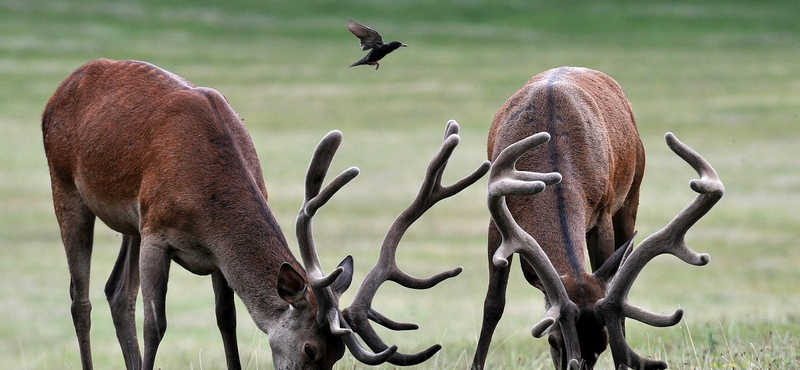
487,131,723,369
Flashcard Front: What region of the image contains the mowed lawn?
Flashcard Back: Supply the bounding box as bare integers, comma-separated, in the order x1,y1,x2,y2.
1,0,799,369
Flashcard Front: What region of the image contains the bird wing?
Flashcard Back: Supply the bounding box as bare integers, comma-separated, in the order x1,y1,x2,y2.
347,20,384,50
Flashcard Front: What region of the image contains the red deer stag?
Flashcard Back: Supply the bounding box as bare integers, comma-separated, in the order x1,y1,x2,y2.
42,59,490,370
471,67,724,370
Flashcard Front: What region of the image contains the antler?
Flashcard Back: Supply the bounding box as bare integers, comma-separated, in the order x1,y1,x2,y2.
487,132,582,370
595,132,725,370
342,120,491,365
295,130,398,365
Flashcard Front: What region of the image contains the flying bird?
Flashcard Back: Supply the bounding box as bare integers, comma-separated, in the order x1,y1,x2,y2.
347,20,407,70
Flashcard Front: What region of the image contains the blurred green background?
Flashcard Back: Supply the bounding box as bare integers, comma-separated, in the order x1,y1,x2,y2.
1,0,799,368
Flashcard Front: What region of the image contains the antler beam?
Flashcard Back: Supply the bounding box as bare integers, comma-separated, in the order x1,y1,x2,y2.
295,130,398,365
486,132,582,370
595,132,725,370
343,120,491,365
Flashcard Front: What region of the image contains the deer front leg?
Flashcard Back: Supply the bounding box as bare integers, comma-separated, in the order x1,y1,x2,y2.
139,239,171,370
104,235,142,369
212,270,241,370
472,227,513,370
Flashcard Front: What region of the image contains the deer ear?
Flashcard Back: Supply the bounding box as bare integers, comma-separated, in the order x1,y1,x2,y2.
277,263,309,307
594,234,636,284
330,255,354,297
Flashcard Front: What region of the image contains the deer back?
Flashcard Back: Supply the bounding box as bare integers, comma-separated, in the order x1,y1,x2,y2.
487,66,644,280
43,58,298,279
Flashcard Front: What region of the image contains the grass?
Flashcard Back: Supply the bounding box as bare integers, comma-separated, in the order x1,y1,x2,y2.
2,0,800,368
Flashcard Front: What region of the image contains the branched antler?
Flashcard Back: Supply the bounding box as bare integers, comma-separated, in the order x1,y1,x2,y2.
295,130,398,365
486,132,582,370
296,124,490,366
594,132,725,370
342,120,491,365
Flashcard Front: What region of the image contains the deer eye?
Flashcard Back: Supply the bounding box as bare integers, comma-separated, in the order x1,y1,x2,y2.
304,343,317,361
548,334,561,349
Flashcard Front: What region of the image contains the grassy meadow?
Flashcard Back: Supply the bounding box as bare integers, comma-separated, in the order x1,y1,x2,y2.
2,0,799,368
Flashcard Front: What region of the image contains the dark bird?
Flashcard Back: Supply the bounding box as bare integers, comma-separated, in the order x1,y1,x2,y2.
347,20,407,70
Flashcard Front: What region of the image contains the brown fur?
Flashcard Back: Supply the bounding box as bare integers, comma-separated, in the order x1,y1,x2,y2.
43,59,343,370
473,67,645,370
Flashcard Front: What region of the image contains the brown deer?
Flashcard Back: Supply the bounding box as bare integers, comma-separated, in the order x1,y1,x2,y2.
42,58,490,370
471,67,724,370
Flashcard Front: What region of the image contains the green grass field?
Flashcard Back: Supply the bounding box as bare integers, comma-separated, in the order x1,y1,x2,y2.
2,0,799,369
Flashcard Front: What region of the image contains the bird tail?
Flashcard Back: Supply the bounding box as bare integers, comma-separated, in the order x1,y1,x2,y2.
349,56,369,67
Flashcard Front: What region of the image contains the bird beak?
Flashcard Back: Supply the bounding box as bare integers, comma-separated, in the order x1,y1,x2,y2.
402,43,408,47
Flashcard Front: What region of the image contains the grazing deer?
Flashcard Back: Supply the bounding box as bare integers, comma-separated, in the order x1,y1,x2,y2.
471,67,724,370
42,58,490,370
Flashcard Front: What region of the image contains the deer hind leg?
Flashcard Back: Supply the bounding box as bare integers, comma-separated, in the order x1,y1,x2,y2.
52,185,97,370
104,235,142,369
472,227,513,370
212,270,241,370
139,237,171,370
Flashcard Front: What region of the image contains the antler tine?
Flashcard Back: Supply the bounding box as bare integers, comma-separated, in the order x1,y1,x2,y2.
486,132,582,364
297,130,360,288
595,132,724,370
343,120,491,365
296,130,399,365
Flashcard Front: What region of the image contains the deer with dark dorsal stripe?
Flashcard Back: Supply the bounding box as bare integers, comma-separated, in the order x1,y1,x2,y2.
471,67,724,370
42,58,490,370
